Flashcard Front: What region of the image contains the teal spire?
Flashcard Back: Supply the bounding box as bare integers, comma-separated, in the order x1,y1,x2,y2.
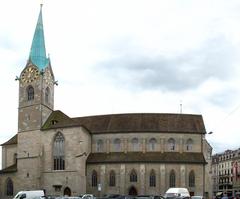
29,4,49,70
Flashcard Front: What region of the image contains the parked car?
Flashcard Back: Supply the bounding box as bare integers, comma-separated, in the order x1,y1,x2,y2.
191,196,204,199
164,188,190,199
81,194,95,199
13,190,45,199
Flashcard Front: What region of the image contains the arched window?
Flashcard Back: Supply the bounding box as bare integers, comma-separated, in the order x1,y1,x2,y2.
169,170,176,187
114,138,121,152
27,85,34,101
130,169,137,182
132,138,139,151
189,170,195,187
13,153,17,164
109,170,116,187
5,178,13,196
149,169,156,187
92,170,98,187
45,87,50,104
149,138,157,151
53,132,65,170
168,138,175,151
96,139,103,152
186,138,193,151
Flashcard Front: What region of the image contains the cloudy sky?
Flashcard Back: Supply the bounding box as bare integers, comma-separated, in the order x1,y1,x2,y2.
1,0,240,156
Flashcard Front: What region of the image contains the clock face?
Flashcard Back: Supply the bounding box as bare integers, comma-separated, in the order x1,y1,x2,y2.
21,66,40,83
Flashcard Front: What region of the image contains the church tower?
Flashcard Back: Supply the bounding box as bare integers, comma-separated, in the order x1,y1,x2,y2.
18,5,55,132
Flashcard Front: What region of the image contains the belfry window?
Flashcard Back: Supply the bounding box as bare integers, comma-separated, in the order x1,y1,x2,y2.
53,132,65,170
27,86,34,101
45,87,50,104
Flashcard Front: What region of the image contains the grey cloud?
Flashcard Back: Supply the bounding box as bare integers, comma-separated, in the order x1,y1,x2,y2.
95,35,237,92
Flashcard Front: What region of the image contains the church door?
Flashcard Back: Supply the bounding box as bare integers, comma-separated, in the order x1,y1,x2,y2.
63,187,71,196
128,186,137,196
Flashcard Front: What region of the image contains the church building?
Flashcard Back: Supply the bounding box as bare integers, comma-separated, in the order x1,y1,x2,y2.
0,5,212,199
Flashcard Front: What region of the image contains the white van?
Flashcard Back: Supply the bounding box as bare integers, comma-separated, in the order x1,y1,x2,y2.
13,190,45,199
164,188,190,199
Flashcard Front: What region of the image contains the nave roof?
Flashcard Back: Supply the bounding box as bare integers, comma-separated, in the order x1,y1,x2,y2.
42,110,206,134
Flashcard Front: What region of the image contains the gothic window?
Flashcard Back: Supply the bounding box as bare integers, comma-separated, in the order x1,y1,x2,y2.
45,87,50,104
5,178,13,196
189,170,195,187
27,85,34,101
186,138,193,151
113,138,121,152
132,138,139,151
53,132,65,170
13,153,17,164
149,169,156,187
149,138,157,151
96,139,103,152
169,170,176,187
130,169,137,182
92,170,98,187
109,170,116,187
168,138,175,151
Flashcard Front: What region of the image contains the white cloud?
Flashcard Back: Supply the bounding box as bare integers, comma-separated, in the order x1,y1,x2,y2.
1,0,240,168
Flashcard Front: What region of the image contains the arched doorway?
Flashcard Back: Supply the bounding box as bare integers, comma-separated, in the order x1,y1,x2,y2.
63,187,71,196
128,186,137,196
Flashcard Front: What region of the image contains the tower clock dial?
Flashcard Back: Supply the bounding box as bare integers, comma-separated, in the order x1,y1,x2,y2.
21,66,40,83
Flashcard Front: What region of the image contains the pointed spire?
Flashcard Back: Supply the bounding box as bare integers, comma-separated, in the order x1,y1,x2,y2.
29,4,49,70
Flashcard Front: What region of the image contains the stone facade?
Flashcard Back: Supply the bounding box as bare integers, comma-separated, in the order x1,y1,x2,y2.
1,122,212,198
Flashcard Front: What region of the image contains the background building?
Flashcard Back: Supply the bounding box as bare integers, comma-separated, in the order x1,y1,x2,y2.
0,5,212,199
212,148,240,197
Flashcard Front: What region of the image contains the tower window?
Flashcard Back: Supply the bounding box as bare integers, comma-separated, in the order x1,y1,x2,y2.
13,153,17,164
45,87,50,104
27,86,34,101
